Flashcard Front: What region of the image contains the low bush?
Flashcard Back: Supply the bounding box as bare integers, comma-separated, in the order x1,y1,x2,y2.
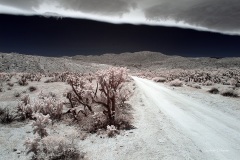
0,108,4,115
208,87,219,94
7,82,14,87
77,112,108,133
221,89,239,97
0,108,17,124
18,76,28,86
17,95,63,121
14,91,21,97
192,84,201,89
236,83,240,87
25,113,82,160
204,80,213,86
107,125,119,137
188,83,201,89
29,86,37,92
21,94,31,105
152,77,166,83
39,135,81,160
170,79,183,87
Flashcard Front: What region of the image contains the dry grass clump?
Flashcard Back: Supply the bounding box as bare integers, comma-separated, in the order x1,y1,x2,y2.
221,89,239,97
208,87,219,94
170,79,183,87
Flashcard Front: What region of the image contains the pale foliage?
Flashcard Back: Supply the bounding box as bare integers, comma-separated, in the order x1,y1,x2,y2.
67,67,131,126
32,113,51,138
18,92,63,120
38,135,80,160
170,79,183,87
107,125,119,137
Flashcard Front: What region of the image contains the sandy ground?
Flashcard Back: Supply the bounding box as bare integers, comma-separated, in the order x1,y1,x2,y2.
133,76,240,160
1,76,240,160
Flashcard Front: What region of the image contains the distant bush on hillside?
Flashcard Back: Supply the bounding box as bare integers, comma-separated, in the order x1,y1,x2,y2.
170,79,183,87
208,87,219,94
187,83,201,89
221,89,238,97
152,77,166,83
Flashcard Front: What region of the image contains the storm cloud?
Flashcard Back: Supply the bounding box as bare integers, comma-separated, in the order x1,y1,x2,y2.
144,0,240,32
0,0,240,35
0,0,136,16
57,0,136,16
0,0,41,10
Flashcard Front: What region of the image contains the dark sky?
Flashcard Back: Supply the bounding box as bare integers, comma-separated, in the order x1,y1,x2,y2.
0,14,240,57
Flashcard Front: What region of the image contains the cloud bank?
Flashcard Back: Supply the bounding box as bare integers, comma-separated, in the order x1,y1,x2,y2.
0,0,240,35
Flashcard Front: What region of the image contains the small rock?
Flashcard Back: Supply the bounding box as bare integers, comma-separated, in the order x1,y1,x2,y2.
13,148,17,152
16,151,21,154
26,131,31,133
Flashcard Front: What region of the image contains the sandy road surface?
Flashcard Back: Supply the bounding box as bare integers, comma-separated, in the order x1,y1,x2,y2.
133,76,240,160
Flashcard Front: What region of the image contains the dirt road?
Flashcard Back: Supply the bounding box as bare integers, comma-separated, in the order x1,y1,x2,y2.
132,76,240,160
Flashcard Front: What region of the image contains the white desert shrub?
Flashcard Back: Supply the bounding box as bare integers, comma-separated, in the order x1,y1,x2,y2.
20,94,31,105
18,75,28,86
38,135,81,160
67,67,132,126
204,80,213,86
107,125,119,137
37,97,63,120
17,93,63,120
152,77,166,83
32,113,52,138
170,79,183,87
25,112,82,160
192,84,201,89
227,78,238,86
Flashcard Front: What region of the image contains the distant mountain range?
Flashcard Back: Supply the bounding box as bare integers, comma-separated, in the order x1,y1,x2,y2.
1,51,240,73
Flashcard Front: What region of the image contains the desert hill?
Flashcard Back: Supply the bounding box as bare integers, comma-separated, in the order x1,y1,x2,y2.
1,51,240,73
